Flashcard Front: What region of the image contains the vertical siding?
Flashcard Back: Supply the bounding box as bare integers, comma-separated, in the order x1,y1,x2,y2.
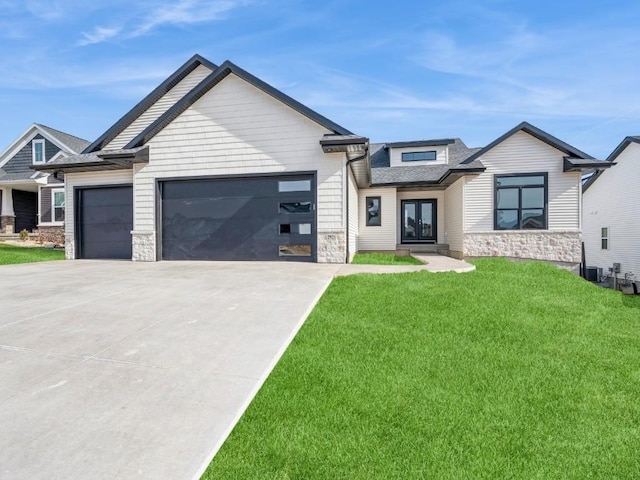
357,187,397,251
396,190,445,244
583,142,640,277
65,170,133,237
465,131,581,231
39,186,52,223
135,73,343,234
105,65,214,150
348,167,358,261
444,177,464,252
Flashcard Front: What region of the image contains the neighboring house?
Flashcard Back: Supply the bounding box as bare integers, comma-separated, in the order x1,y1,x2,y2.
582,136,639,289
0,124,90,238
34,54,608,267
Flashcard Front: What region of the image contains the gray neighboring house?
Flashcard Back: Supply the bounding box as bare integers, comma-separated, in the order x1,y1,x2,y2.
0,124,90,237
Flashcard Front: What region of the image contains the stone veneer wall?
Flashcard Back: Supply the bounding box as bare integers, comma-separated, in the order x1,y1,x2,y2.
463,231,582,264
64,234,75,259
317,229,346,263
37,226,64,246
132,231,156,262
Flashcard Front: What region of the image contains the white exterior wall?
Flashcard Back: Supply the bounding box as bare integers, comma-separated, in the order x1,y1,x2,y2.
396,190,445,244
357,187,397,251
444,177,464,254
347,167,358,261
389,145,448,167
131,73,345,262
464,131,581,231
64,170,134,259
583,142,640,279
105,65,213,150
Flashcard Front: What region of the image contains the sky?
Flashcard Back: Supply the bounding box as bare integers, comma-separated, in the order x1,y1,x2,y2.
1,0,640,158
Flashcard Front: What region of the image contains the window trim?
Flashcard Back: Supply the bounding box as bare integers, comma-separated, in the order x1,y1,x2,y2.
51,188,65,224
32,139,46,164
601,227,609,250
494,172,548,230
401,151,437,162
366,196,382,227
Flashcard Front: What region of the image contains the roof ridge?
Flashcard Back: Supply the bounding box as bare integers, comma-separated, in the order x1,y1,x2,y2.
35,123,90,143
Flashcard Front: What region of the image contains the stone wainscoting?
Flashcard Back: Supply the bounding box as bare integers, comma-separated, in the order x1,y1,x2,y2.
37,226,65,247
132,231,156,262
317,229,346,263
64,234,75,259
463,230,582,264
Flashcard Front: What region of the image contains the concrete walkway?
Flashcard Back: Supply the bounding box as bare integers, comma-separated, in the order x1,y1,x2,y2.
337,253,475,276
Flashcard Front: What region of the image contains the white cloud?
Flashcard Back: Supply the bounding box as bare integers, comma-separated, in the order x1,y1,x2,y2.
77,26,122,46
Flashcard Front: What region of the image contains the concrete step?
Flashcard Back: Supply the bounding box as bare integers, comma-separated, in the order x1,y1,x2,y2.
396,244,449,253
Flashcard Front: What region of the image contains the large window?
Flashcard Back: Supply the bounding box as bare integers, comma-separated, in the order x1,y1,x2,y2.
494,173,547,230
32,139,45,164
401,151,437,162
52,189,65,222
366,196,381,226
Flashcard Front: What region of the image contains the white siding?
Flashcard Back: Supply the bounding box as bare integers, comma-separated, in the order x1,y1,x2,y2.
464,131,581,231
583,142,640,277
64,170,134,237
444,178,464,252
105,65,214,150
396,190,445,244
357,187,397,251
389,145,448,167
134,73,343,233
347,167,358,261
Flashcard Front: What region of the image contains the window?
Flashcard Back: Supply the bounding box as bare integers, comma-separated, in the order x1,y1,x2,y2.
279,201,311,213
601,227,609,250
52,189,65,222
279,245,312,256
278,179,311,192
32,139,45,164
279,223,311,235
494,174,547,230
401,151,437,162
366,196,381,226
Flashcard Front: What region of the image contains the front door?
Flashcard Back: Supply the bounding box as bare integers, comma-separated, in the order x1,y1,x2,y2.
401,200,437,243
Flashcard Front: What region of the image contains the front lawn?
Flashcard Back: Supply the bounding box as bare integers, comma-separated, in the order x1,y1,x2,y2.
351,252,424,265
204,259,640,479
0,243,65,265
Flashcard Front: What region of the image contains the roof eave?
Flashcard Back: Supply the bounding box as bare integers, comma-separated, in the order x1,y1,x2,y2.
563,157,616,172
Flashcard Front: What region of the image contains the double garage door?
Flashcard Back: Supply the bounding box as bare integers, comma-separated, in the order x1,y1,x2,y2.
76,174,316,262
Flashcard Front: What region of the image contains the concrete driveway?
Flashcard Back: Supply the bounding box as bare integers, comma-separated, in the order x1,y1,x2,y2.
0,260,341,480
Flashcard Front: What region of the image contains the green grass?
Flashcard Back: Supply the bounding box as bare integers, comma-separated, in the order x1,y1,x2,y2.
351,252,424,265
204,258,640,479
0,243,65,265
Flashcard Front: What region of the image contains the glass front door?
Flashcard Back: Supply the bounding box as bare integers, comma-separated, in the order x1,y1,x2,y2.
401,200,437,243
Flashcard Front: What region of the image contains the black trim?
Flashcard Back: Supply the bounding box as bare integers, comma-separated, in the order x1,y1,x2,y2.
400,199,437,243
401,151,437,162
563,157,613,172
462,122,594,165
83,55,217,153
125,60,353,149
493,173,548,231
370,167,485,188
387,139,455,148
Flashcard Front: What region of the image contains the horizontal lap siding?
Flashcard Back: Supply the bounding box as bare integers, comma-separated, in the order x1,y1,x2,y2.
64,170,134,237
136,74,343,233
105,65,214,150
357,187,397,251
444,178,464,252
465,131,580,231
583,142,640,275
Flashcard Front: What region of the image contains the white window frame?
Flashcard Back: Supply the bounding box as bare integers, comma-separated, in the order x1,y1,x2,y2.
32,139,46,164
52,188,65,224
601,227,609,250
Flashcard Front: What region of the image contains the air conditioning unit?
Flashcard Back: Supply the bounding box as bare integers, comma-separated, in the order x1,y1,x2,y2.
586,267,602,283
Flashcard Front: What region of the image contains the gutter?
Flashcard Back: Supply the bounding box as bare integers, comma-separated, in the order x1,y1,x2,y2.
344,148,368,263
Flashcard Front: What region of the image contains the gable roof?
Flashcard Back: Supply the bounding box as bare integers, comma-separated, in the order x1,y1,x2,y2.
582,135,640,192
122,59,353,149
83,54,218,153
0,123,90,168
461,121,594,165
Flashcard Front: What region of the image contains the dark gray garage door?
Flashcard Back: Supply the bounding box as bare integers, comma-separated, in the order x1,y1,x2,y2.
76,186,133,260
160,175,316,261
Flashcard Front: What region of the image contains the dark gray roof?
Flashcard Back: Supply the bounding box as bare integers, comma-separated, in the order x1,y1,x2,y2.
583,135,639,191
124,59,353,149
84,54,217,153
370,138,484,186
0,169,42,182
563,157,613,172
386,139,455,148
36,124,90,154
33,146,149,173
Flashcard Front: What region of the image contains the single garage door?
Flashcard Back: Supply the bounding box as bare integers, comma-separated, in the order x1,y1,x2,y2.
160,175,316,261
76,186,133,259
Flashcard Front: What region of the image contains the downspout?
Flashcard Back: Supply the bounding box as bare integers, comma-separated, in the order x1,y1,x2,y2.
345,148,368,263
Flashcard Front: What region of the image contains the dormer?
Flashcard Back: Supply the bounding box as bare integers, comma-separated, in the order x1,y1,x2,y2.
387,139,455,167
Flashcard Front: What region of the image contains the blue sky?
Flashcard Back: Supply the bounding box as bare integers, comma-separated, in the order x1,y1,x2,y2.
1,0,639,157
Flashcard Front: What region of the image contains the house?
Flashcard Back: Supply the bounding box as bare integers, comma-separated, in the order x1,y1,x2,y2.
34,54,607,267
0,124,90,240
582,136,639,290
